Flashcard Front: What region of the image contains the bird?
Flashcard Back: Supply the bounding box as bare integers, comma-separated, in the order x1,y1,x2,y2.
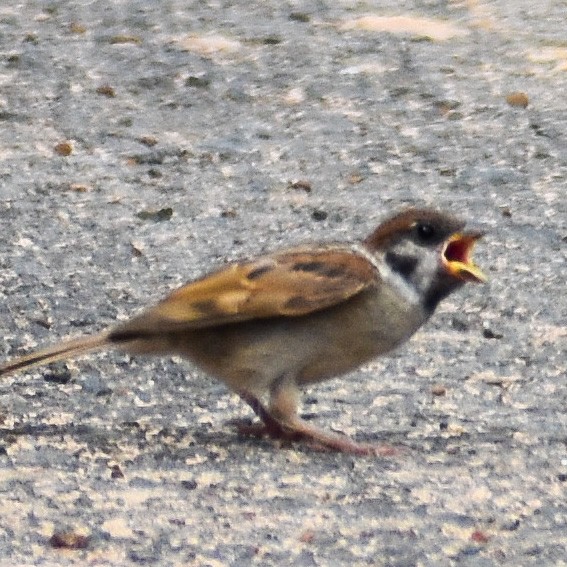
0,208,486,455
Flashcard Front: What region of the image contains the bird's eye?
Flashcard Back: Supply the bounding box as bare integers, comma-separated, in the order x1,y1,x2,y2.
415,222,436,242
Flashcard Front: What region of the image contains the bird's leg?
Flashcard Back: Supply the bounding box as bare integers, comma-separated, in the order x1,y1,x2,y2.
267,376,397,456
235,381,396,456
235,391,283,437
235,391,303,441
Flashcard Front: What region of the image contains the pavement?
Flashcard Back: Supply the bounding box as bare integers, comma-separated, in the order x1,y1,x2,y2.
0,1,565,565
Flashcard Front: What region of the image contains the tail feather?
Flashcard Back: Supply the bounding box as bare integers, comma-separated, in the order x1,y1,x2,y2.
0,333,111,377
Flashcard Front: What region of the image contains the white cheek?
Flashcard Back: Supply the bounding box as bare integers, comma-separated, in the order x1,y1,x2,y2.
350,244,421,306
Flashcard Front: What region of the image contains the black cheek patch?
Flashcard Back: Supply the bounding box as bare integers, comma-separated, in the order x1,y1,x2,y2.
385,251,418,279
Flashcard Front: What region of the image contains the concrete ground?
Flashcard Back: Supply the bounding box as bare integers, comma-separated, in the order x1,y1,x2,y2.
0,1,565,565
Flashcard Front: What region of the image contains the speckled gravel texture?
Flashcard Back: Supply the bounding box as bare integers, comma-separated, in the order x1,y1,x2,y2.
0,1,565,566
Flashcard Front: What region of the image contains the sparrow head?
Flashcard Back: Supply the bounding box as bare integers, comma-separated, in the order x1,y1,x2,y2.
364,208,486,313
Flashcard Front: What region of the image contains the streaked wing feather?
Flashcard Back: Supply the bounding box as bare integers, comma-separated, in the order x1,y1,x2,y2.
112,247,377,335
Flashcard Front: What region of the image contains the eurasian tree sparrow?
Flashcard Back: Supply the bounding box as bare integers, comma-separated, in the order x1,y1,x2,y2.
0,208,485,454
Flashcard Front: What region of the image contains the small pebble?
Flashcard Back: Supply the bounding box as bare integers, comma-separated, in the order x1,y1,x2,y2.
506,92,529,108
54,141,73,156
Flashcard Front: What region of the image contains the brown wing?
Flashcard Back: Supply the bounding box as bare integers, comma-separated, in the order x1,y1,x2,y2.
111,246,377,336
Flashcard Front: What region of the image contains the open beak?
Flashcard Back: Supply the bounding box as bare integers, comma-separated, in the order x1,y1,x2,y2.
442,232,486,283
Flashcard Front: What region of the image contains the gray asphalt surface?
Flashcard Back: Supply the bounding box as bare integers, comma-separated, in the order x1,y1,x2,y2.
0,1,566,565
